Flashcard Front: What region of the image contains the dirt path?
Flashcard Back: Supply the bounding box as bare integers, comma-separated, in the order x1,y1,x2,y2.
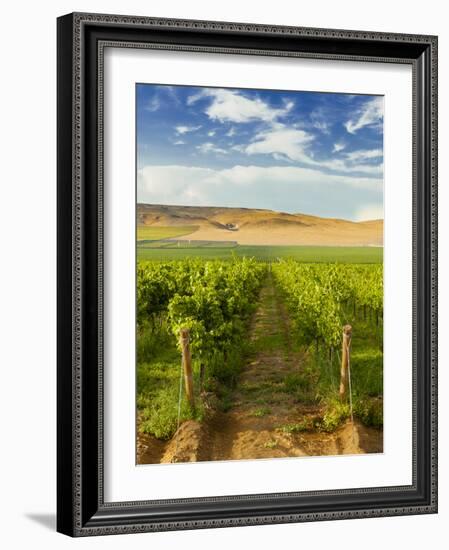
203,273,382,461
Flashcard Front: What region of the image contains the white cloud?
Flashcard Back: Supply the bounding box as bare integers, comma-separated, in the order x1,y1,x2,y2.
196,142,228,155
175,125,201,135
312,121,331,134
162,85,181,105
146,97,160,112
186,90,206,106
138,164,382,211
230,143,245,153
173,140,185,145
333,142,345,153
138,165,215,205
245,127,313,162
344,97,383,134
226,127,236,137
320,159,382,176
243,126,382,175
187,89,293,123
310,108,332,135
344,149,383,162
207,130,216,137
355,204,384,221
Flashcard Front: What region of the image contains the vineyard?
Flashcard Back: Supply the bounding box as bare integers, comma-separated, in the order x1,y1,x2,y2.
137,257,383,463
273,261,383,350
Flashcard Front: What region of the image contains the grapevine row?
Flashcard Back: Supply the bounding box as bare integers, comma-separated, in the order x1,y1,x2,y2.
137,257,266,360
272,260,383,348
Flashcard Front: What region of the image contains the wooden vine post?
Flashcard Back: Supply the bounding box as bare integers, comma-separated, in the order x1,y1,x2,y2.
339,324,352,400
179,328,195,409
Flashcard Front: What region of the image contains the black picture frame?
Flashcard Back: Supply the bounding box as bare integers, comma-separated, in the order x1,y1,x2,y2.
57,12,438,537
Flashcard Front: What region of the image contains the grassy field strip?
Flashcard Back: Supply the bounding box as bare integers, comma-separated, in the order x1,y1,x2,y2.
137,225,198,241
139,239,239,249
137,245,383,263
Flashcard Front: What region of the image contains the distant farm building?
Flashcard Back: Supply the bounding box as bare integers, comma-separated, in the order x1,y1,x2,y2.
225,223,239,231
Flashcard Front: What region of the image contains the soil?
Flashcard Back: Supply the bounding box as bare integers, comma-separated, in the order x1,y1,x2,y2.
137,275,383,465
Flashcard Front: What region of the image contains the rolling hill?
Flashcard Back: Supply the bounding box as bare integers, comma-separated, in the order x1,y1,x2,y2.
137,204,383,247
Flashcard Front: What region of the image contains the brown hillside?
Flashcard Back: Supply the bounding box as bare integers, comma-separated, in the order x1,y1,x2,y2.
137,204,383,246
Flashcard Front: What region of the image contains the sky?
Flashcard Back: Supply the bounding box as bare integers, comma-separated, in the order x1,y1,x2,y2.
136,84,384,221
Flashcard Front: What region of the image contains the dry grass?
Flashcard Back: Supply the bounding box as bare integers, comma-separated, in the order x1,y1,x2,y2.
137,204,383,246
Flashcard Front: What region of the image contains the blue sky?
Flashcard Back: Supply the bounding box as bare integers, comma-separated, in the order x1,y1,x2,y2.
136,84,383,221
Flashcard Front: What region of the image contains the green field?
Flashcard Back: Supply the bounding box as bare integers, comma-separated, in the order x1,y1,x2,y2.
137,244,383,263
139,239,238,249
137,225,198,241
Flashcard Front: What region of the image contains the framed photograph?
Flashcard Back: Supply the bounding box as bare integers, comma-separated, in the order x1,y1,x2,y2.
57,12,438,536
